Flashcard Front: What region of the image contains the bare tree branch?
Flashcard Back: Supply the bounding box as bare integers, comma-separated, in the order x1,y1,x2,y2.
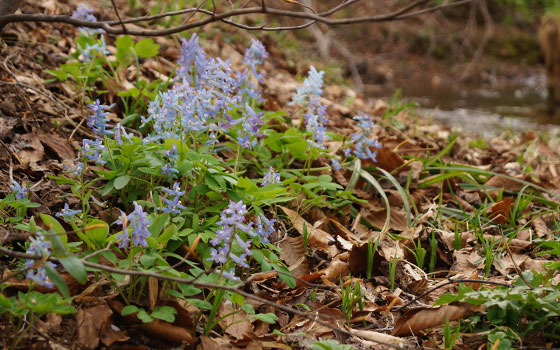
0,0,473,36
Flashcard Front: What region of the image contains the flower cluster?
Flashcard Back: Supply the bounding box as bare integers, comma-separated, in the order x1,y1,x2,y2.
261,167,280,187
87,99,113,136
25,234,55,288
160,182,186,214
243,39,269,82
141,34,268,149
72,4,104,35
82,137,106,165
115,202,151,248
208,200,275,279
343,113,382,161
290,66,325,106
10,180,28,200
304,97,329,149
237,103,264,149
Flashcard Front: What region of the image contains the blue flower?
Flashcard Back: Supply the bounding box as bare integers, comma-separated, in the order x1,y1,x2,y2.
55,203,82,219
10,180,28,200
255,214,276,244
290,66,325,105
114,124,133,146
87,99,113,136
25,234,55,288
176,33,207,85
161,163,179,178
243,39,268,82
114,210,129,248
331,158,342,170
164,145,178,160
161,183,186,214
208,200,257,276
64,161,84,177
81,37,109,61
261,167,280,186
304,98,329,149
72,4,104,35
343,113,382,162
215,268,240,281
82,137,106,165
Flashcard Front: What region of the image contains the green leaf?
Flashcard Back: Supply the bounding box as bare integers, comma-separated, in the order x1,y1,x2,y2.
121,305,139,316
134,39,160,58
114,175,131,190
86,219,109,247
59,255,87,284
151,306,177,323
178,283,202,297
158,224,177,247
40,214,67,245
230,293,245,306
116,35,134,63
45,264,70,299
253,313,278,324
137,308,154,323
187,299,212,310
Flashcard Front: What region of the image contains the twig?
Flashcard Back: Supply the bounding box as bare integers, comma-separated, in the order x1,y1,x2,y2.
0,1,473,36
393,278,510,311
0,245,400,349
109,0,127,34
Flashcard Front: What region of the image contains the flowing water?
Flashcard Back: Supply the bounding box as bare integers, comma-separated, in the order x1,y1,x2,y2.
387,73,558,136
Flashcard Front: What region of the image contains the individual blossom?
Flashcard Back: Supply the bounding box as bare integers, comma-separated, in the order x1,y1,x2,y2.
64,161,84,177
10,180,28,200
161,163,179,178
72,4,104,35
289,66,325,105
164,144,178,161
25,234,55,288
255,214,276,244
87,99,113,136
81,37,109,61
331,158,342,171
114,210,129,248
115,202,151,248
55,203,82,219
161,182,186,214
342,113,382,162
215,268,240,281
114,123,133,146
82,137,106,165
261,167,280,187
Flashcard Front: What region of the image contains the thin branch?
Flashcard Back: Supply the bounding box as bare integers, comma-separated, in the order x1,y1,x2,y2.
0,245,399,348
0,0,473,37
109,0,127,34
393,278,511,311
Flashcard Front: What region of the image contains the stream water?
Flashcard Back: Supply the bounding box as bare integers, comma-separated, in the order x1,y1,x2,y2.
387,73,558,136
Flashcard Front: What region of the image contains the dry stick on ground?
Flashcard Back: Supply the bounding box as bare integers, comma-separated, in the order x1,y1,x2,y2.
392,278,511,312
0,246,401,349
0,0,473,36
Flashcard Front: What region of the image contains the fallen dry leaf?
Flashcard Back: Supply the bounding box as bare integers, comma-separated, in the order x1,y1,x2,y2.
218,303,253,340
279,235,310,278
392,302,484,336
76,304,128,349
279,206,337,257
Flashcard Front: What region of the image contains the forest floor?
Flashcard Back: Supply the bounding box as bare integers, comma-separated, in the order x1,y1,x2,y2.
1,1,560,350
